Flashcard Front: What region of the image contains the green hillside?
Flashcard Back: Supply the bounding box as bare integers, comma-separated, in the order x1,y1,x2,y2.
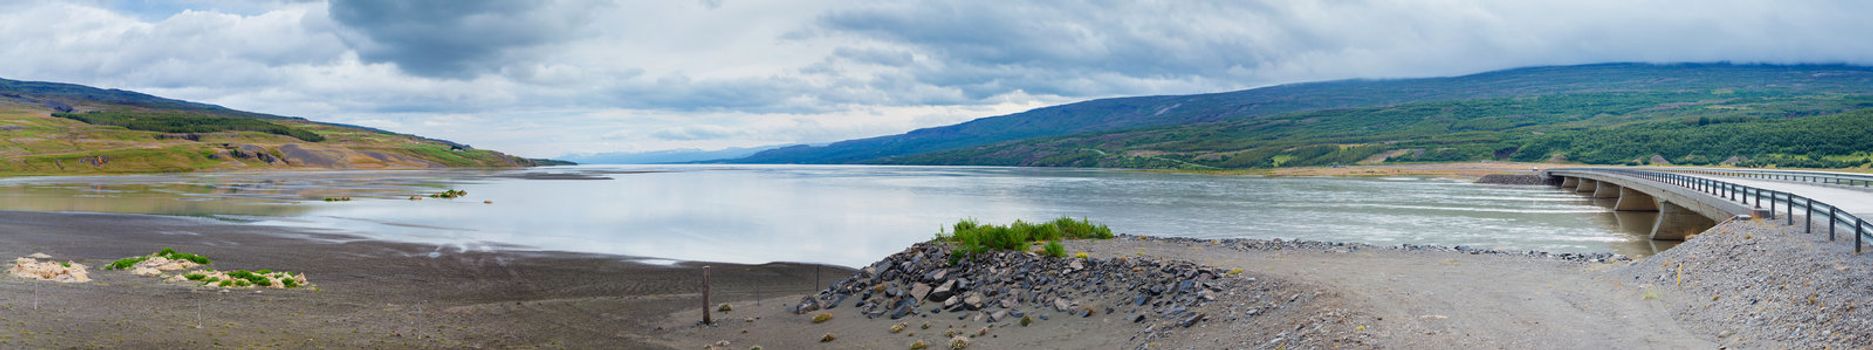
732,63,1873,170
885,91,1873,169
0,77,540,175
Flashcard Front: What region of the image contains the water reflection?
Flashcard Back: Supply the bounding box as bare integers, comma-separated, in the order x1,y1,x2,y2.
0,166,1676,266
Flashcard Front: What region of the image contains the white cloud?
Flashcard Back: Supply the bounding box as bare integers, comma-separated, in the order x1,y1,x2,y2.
0,0,1870,158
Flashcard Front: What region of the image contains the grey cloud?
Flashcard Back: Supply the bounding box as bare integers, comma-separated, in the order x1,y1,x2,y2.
650,125,746,141
818,0,1873,100
328,0,603,78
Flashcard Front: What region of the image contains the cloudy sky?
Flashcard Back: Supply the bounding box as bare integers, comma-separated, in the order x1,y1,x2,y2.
2,0,1870,158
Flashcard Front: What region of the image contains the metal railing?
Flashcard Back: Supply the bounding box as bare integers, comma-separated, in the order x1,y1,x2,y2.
1667,167,1873,189
1553,168,1873,253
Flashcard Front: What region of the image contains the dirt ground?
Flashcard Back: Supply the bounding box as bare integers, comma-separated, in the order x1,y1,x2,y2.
0,210,850,349
658,236,1716,349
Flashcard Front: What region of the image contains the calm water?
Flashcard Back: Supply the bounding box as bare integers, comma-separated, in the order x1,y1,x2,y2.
0,165,1671,266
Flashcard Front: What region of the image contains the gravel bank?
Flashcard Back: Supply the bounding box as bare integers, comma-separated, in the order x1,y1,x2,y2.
658,241,1375,349
1612,218,1873,348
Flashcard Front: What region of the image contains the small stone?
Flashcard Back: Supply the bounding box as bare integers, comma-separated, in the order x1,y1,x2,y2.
820,333,837,343
911,283,933,301
892,304,915,319
1179,313,1206,327
948,335,970,349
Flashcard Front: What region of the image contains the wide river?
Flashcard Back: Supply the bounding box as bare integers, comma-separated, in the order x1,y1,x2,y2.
0,165,1670,266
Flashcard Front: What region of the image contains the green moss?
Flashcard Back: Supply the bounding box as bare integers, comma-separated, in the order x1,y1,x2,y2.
104,256,150,270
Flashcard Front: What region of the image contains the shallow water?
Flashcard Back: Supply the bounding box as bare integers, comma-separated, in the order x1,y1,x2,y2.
0,165,1672,266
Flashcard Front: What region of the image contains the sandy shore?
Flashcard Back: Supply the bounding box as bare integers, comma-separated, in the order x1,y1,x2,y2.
0,210,851,349
4,209,1863,349
655,219,1871,349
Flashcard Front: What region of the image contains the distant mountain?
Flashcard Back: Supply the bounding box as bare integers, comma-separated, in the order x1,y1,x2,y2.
0,77,541,175
561,146,779,164
732,63,1873,169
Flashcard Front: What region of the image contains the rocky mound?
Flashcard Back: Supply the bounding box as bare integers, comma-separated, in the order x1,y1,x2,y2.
1614,219,1873,348
1474,174,1549,185
8,253,91,283
786,242,1373,348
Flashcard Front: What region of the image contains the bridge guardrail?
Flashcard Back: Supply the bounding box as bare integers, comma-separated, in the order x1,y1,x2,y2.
1666,167,1873,189
1553,168,1872,253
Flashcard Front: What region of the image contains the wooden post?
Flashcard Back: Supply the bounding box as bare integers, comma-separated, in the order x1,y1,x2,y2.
702,266,712,325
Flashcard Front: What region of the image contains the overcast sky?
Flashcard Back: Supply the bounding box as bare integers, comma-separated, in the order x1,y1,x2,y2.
2,0,1870,158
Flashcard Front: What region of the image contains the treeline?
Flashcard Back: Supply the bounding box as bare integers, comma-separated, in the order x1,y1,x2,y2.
53,110,325,142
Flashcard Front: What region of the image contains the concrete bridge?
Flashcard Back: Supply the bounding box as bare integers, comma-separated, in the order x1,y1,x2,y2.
1545,169,1764,240
1543,168,1873,252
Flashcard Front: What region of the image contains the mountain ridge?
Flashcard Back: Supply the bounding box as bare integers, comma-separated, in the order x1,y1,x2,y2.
730,63,1873,169
0,77,543,175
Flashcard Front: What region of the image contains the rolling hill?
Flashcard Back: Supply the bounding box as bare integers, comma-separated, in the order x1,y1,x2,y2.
732,63,1873,169
0,77,542,175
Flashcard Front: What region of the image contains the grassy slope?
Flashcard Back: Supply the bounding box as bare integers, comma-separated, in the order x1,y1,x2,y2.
734,63,1873,165
0,101,527,176
882,90,1873,170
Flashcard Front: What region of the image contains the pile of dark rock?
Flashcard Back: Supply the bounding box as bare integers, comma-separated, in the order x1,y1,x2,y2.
1125,234,1630,263
1395,243,1629,263
793,242,1239,329
1474,174,1550,185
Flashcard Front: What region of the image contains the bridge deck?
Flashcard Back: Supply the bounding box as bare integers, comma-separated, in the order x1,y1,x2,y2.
1684,174,1873,219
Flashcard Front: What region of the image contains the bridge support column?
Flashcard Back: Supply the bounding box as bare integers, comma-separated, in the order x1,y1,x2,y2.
1652,201,1716,241
1591,181,1620,198
1614,187,1659,211
1560,176,1579,189
1575,179,1597,193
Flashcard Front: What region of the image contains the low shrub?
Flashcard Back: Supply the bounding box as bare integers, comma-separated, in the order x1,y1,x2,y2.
939,217,1115,262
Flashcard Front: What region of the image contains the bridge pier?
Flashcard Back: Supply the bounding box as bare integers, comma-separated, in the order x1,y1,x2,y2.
1575,179,1598,193
1651,201,1716,240
1614,187,1659,211
1560,176,1579,189
1590,180,1620,198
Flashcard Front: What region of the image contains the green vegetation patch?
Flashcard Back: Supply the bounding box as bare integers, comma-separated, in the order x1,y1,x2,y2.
936,217,1114,263
104,248,212,270
886,90,1873,170
428,189,467,199
187,268,309,289
53,110,325,142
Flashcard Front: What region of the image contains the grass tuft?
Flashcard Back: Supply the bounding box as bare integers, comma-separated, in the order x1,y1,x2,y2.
939,217,1115,261
1042,241,1066,258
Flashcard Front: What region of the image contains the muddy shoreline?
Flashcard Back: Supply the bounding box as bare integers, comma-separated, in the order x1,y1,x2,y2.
3,210,1863,348
0,210,851,349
